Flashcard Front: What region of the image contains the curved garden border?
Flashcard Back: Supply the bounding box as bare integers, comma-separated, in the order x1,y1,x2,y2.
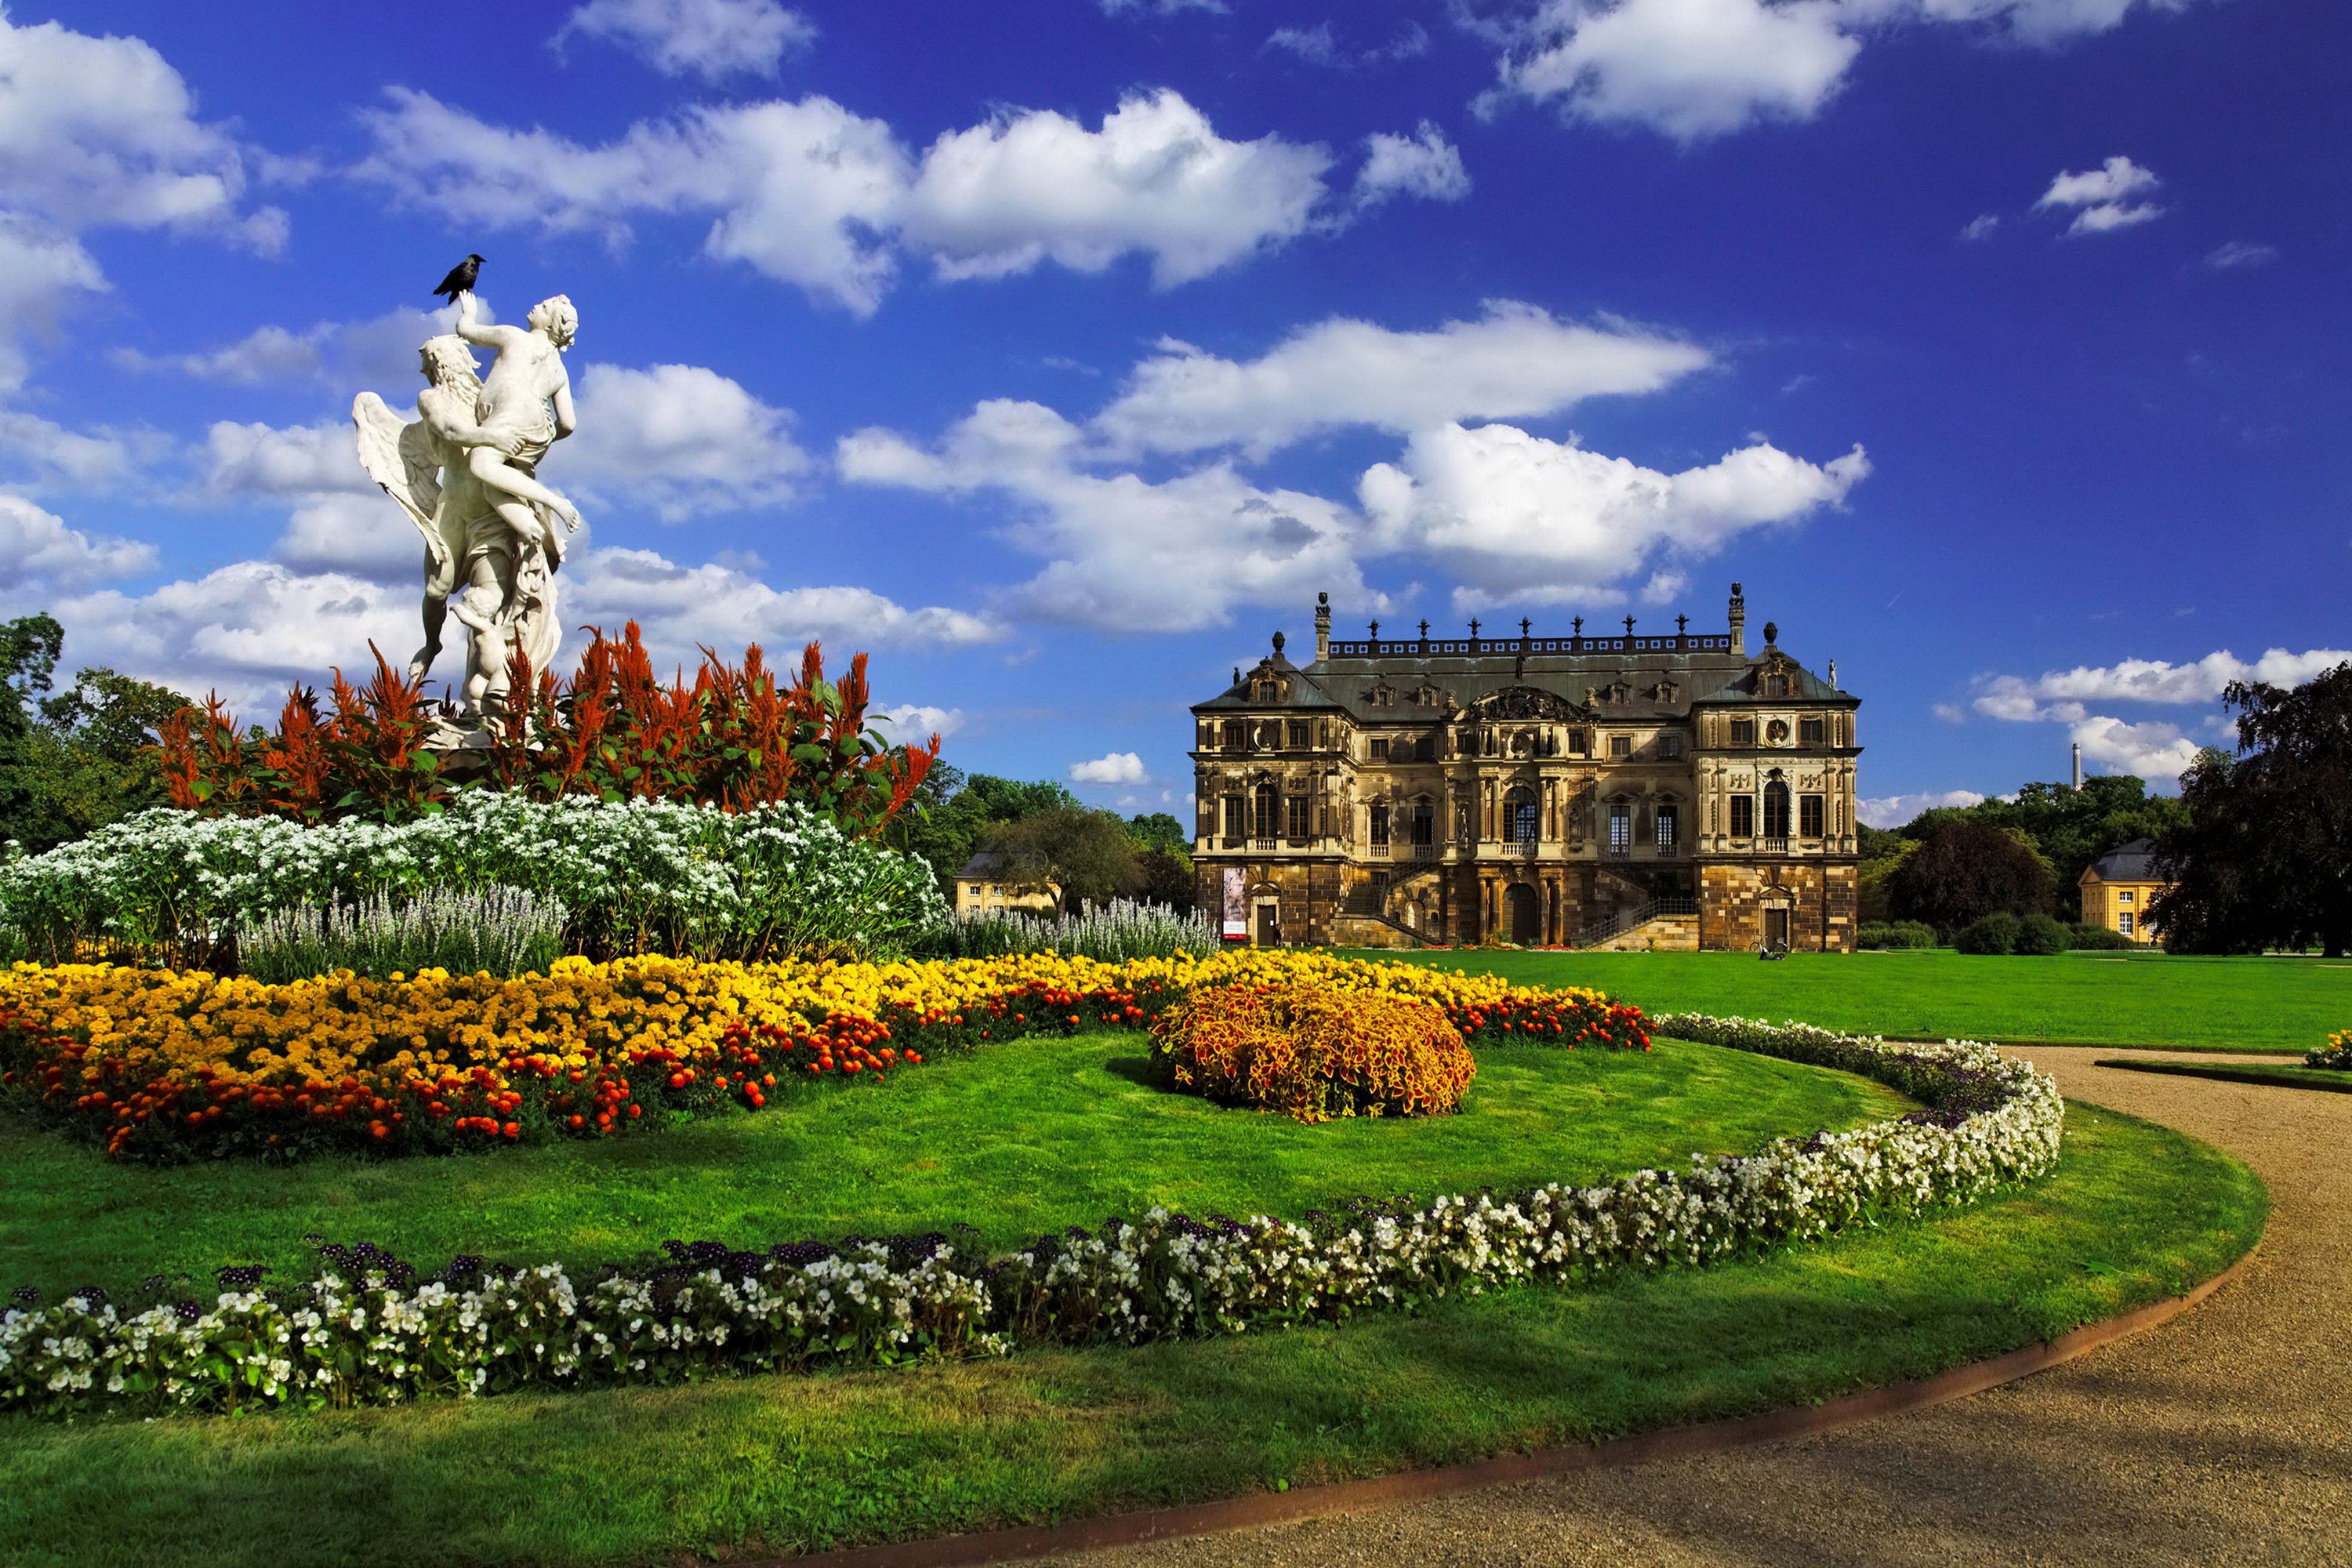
766,1241,2256,1568
3,1015,2064,1418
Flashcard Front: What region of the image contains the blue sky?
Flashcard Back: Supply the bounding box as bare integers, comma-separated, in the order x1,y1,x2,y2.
1,0,2344,824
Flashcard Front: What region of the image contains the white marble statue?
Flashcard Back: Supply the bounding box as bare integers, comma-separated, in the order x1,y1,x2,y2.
352,289,582,728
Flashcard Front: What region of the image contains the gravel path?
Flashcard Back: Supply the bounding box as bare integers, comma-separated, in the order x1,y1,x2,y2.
1055,1048,2352,1568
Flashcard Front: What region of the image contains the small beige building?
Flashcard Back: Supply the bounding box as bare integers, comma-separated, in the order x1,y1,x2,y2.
2078,838,2168,944
956,852,1061,916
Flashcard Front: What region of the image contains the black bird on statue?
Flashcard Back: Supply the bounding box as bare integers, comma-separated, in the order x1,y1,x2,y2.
430,253,485,302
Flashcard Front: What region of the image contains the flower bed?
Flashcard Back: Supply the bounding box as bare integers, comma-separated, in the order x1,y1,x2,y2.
0,1017,2063,1418
2307,1029,2351,1071
0,950,1639,1162
1149,984,1477,1123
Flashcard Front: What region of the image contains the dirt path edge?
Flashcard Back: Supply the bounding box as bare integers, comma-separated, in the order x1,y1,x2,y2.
757,1243,2259,1568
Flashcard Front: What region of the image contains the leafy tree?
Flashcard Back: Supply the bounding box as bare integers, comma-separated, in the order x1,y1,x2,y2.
1125,811,1189,855
1,614,192,854
2154,664,2352,956
886,767,1087,895
979,806,1144,914
1134,848,1196,913
1888,819,2054,936
1892,775,2187,895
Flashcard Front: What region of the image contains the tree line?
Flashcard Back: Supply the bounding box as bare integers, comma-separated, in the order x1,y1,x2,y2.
885,764,1195,916
1863,661,2351,956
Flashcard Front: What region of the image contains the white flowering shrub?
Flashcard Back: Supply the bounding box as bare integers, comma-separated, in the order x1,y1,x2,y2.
925,899,1218,962
0,798,949,967
238,886,567,983
0,1018,2063,1419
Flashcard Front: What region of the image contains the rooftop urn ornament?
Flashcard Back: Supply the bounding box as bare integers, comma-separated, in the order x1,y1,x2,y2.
1272,630,1286,655
354,263,584,737
1764,620,1780,646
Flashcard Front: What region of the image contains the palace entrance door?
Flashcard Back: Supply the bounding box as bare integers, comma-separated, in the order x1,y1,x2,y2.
1505,884,1540,945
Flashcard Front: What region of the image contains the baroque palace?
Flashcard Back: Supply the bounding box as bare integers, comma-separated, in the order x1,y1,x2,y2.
1190,585,1862,952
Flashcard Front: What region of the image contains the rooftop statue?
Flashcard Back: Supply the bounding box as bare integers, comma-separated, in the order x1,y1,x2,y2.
352,274,582,731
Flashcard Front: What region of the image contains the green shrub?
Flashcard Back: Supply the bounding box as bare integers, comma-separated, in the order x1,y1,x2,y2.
1955,912,2021,955
1857,920,1936,949
2014,913,2071,956
2067,922,2136,951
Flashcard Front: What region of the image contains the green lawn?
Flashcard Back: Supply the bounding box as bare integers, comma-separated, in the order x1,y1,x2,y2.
0,1031,1907,1300
1344,949,2348,1054
0,1101,2262,1568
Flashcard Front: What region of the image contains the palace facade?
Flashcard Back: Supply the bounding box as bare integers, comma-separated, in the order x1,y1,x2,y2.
1190,585,1861,952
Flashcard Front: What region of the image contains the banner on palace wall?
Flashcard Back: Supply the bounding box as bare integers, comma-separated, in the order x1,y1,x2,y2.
1221,867,1247,941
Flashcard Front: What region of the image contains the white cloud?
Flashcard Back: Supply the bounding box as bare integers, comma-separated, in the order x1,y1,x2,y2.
0,8,286,390
553,0,815,81
1968,645,2352,787
2069,713,2200,782
839,399,1380,633
356,88,909,314
2035,154,2163,236
1071,750,1148,785
564,546,1004,657
357,86,1434,312
270,493,430,584
1101,0,1228,14
2203,240,2278,270
201,420,372,500
1267,21,1433,68
870,704,963,745
1093,301,1710,459
1857,788,1986,828
899,91,1334,287
1959,213,2000,241
564,362,810,520
1484,1,2201,141
1354,122,1472,209
0,9,285,245
1357,420,1868,609
1490,0,1863,142
0,492,154,593
46,545,998,713
112,323,323,386
1974,647,2352,717
0,408,162,492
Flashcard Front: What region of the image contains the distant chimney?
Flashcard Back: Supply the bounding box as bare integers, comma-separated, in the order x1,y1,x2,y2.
1314,590,1330,662
2071,742,2082,792
1728,581,1747,656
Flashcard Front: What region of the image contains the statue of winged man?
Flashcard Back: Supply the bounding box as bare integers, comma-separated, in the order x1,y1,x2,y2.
351,288,583,724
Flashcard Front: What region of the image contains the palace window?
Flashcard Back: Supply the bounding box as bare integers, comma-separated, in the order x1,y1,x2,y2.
1762,672,1793,698
1568,728,1591,756
1762,779,1792,839
1221,794,1245,839
1656,801,1679,854
2119,911,2136,937
1410,800,1434,846
1414,734,1436,762
1287,719,1310,750
1370,804,1391,845
1800,715,1826,746
1370,737,1390,761
1220,720,1244,750
1730,795,1755,837
2118,890,2135,904
1252,678,1279,702
1658,731,1684,759
1610,735,1634,759
1370,685,1396,707
1800,793,1824,837
1504,787,1538,844
1608,803,1632,856
1730,717,1758,746
1252,784,1279,838
1287,795,1312,840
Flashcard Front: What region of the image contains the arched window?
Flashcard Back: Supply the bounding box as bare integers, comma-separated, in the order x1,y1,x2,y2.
1504,786,1539,844
1762,777,1791,839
